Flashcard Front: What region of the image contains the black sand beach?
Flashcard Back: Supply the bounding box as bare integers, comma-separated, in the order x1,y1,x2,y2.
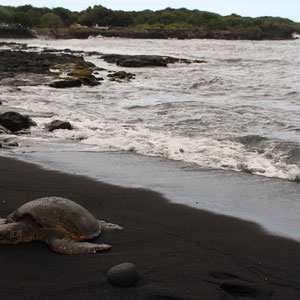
0,156,300,299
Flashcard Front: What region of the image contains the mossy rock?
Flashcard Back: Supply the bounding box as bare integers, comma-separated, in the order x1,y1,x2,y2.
49,60,100,87
67,69,93,78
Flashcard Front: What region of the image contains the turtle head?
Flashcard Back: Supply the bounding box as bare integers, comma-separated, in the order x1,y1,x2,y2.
0,221,28,244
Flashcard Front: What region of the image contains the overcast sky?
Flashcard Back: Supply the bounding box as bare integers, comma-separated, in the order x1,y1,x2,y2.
1,0,299,22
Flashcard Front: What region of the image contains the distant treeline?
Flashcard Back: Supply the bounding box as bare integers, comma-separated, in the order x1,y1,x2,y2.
1,4,300,34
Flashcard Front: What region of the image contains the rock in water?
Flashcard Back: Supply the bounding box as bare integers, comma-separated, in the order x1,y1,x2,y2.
49,79,82,88
0,112,37,132
45,120,72,132
101,54,191,67
107,71,135,81
107,262,139,287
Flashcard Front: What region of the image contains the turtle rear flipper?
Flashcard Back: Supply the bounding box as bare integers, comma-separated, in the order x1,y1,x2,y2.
48,238,112,254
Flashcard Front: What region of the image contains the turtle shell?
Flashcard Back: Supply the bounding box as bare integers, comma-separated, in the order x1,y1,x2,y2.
8,197,101,240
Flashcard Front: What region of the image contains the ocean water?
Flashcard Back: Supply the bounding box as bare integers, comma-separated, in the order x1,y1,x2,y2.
1,37,300,240
1,37,299,181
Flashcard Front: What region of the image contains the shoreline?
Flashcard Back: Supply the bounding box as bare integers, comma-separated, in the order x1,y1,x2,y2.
3,150,300,242
1,155,300,299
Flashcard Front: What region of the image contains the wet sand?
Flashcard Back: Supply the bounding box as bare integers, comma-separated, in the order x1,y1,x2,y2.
0,156,300,299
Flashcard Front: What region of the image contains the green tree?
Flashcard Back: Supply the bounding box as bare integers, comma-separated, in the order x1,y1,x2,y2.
11,11,32,28
112,11,133,27
0,6,11,24
27,8,44,27
16,5,33,13
41,13,63,29
53,7,77,27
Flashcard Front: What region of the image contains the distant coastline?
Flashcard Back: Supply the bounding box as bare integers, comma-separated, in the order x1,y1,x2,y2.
0,5,299,40
0,26,297,40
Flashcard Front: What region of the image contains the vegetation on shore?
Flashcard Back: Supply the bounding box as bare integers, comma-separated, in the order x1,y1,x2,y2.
0,5,300,38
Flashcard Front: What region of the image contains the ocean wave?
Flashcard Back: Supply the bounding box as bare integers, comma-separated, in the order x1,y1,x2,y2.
40,123,299,181
1,37,299,182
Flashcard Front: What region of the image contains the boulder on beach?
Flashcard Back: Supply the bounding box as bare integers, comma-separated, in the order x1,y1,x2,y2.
45,120,72,132
107,262,139,287
0,112,36,132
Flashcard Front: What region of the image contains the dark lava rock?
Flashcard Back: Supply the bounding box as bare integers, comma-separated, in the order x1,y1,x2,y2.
0,50,80,75
107,262,139,287
101,54,191,67
0,50,100,87
79,76,99,86
108,71,135,81
49,79,82,88
45,120,72,132
0,112,36,132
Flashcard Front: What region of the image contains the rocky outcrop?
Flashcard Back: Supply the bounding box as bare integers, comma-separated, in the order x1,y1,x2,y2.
49,59,100,87
45,120,72,132
0,50,78,75
101,54,191,67
0,112,36,132
0,50,101,87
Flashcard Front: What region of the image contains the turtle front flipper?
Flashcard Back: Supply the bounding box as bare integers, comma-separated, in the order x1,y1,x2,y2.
48,238,112,254
98,220,124,232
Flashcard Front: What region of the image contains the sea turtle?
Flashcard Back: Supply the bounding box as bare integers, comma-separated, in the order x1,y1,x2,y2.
0,197,123,254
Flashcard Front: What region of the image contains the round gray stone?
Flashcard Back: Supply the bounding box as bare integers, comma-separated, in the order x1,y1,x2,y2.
107,262,139,287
